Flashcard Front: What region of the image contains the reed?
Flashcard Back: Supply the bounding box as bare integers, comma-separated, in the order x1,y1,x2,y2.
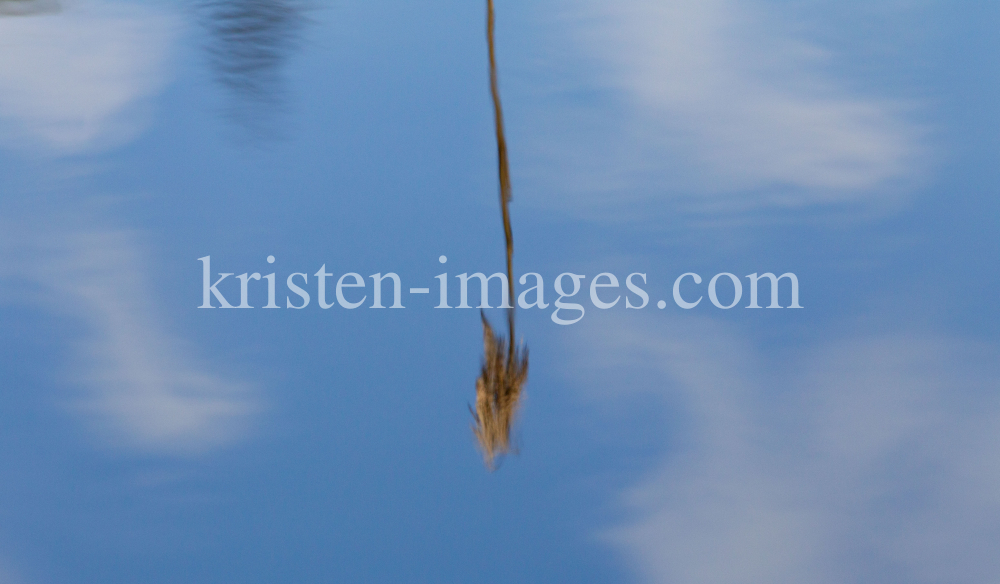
473,313,528,470
199,0,303,137
472,0,529,470
0,0,60,16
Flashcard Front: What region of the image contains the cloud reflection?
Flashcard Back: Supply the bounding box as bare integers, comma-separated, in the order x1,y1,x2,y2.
528,0,925,211
569,316,1000,583
0,0,250,454
0,0,174,153
0,215,257,455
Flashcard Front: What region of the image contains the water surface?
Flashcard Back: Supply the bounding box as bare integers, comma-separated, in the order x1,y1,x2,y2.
1,1,998,582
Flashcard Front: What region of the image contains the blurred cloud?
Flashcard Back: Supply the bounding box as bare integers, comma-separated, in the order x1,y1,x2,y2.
0,0,175,153
524,0,925,211
567,316,1000,583
0,0,243,455
0,215,257,455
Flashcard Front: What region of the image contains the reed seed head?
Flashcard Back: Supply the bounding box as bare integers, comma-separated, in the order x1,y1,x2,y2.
472,312,528,470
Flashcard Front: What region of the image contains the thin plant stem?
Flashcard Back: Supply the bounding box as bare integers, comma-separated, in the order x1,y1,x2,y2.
487,0,516,359
473,0,529,471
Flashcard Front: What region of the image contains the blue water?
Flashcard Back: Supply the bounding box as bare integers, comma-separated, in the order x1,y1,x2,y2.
1,1,998,582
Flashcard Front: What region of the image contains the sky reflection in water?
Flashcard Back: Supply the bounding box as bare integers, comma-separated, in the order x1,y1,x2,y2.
0,0,998,583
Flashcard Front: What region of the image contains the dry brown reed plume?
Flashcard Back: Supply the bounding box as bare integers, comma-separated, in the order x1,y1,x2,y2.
472,0,529,470
473,313,528,470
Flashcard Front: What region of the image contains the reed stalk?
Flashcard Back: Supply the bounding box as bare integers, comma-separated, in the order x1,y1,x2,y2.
473,0,529,470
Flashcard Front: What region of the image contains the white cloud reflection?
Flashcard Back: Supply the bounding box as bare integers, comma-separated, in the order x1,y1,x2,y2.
0,218,257,454
0,1,249,454
568,316,1000,583
526,0,925,211
0,0,174,153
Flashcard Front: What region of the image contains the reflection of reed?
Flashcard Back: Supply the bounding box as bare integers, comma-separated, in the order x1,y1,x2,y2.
474,313,528,470
199,0,303,133
0,0,59,16
473,0,528,471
